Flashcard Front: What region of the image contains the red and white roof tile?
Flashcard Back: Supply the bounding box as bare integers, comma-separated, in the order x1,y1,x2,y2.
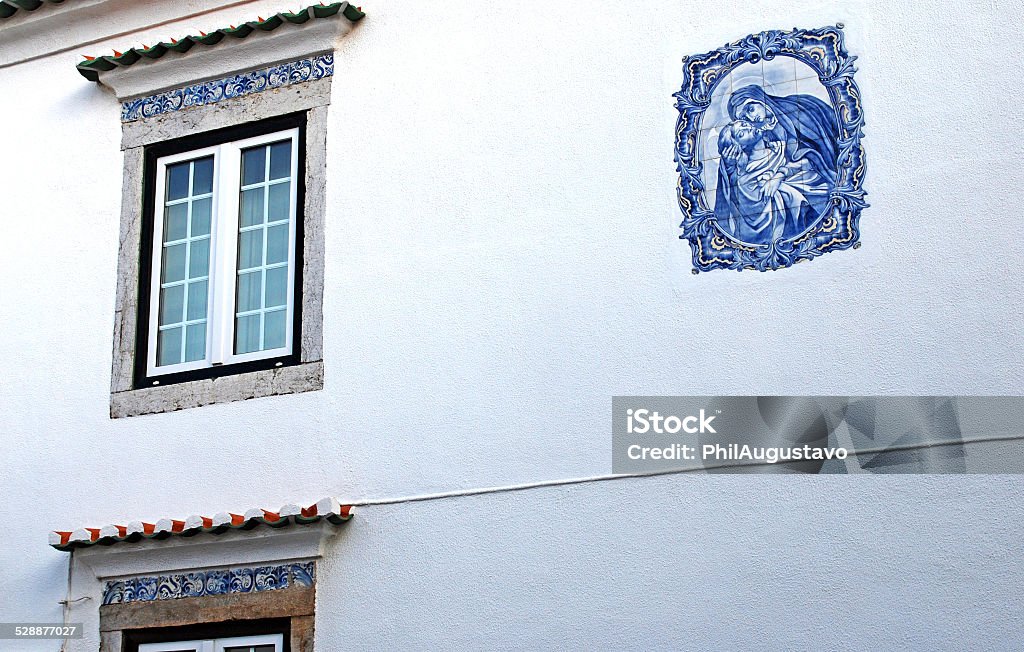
50,497,352,551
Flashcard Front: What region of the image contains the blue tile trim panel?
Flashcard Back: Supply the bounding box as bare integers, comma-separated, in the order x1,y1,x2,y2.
102,561,316,604
121,54,334,123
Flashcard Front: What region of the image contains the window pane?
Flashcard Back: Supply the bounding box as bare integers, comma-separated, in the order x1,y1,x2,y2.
237,270,262,312
161,243,186,283
186,280,208,321
238,230,263,270
242,146,266,186
266,224,289,265
269,140,291,180
159,285,184,325
267,182,290,222
263,310,286,349
192,156,214,195
265,266,287,308
184,323,206,362
156,327,183,366
189,238,210,278
166,162,190,200
240,188,264,227
191,197,212,236
235,313,261,354
225,646,276,652
215,136,297,362
164,203,188,242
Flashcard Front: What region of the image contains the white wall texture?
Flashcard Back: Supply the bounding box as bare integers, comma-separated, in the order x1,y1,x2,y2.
1,0,1023,649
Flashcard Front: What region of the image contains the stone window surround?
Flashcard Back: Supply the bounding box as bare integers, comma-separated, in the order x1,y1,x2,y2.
110,77,331,418
107,586,314,652
75,523,340,652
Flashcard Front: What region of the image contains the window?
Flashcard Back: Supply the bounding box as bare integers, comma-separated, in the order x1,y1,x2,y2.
136,113,306,388
138,634,284,652
109,80,330,418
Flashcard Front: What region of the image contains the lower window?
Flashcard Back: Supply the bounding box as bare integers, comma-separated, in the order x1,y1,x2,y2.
138,633,283,652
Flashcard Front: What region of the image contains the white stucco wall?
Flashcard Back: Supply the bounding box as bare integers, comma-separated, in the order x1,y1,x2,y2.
1,0,1022,649
318,476,1024,650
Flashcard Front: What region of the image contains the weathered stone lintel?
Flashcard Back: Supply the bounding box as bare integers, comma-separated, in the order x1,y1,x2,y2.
110,361,324,418
100,585,315,632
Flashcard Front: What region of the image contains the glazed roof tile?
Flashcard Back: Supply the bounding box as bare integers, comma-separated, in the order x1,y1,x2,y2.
0,0,65,20
49,497,352,551
77,2,365,82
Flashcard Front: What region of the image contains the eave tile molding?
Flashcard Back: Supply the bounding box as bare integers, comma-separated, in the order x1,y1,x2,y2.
77,1,365,104
0,0,66,21
673,25,867,273
50,497,352,551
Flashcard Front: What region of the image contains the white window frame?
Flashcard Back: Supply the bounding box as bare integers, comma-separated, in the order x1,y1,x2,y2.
214,634,285,652
138,633,284,652
146,128,300,378
137,642,202,650
137,641,204,652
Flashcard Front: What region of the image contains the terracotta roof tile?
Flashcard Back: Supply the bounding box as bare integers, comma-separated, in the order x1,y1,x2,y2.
49,497,352,551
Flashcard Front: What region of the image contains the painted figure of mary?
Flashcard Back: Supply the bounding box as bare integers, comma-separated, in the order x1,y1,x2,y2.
713,84,839,243
726,85,839,187
715,120,831,243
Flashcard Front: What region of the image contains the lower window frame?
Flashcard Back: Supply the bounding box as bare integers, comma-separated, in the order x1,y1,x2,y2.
123,619,290,652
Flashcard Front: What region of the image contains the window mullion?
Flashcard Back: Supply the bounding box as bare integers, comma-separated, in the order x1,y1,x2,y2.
210,144,240,365
286,129,300,352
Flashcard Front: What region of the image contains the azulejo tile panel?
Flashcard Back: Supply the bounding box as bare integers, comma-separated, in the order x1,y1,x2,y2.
120,54,334,123
673,26,867,273
101,561,316,605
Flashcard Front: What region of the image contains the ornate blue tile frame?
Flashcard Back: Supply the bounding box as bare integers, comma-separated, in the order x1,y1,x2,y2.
121,54,334,122
673,26,867,273
101,561,316,605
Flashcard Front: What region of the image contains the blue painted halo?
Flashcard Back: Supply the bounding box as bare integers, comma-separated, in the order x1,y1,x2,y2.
673,26,867,273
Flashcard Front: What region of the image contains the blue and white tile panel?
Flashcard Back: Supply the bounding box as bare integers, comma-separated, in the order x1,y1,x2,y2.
102,561,316,605
121,53,334,123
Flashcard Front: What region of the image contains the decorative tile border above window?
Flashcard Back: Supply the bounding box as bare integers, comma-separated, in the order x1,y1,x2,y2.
102,561,316,605
120,54,333,122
